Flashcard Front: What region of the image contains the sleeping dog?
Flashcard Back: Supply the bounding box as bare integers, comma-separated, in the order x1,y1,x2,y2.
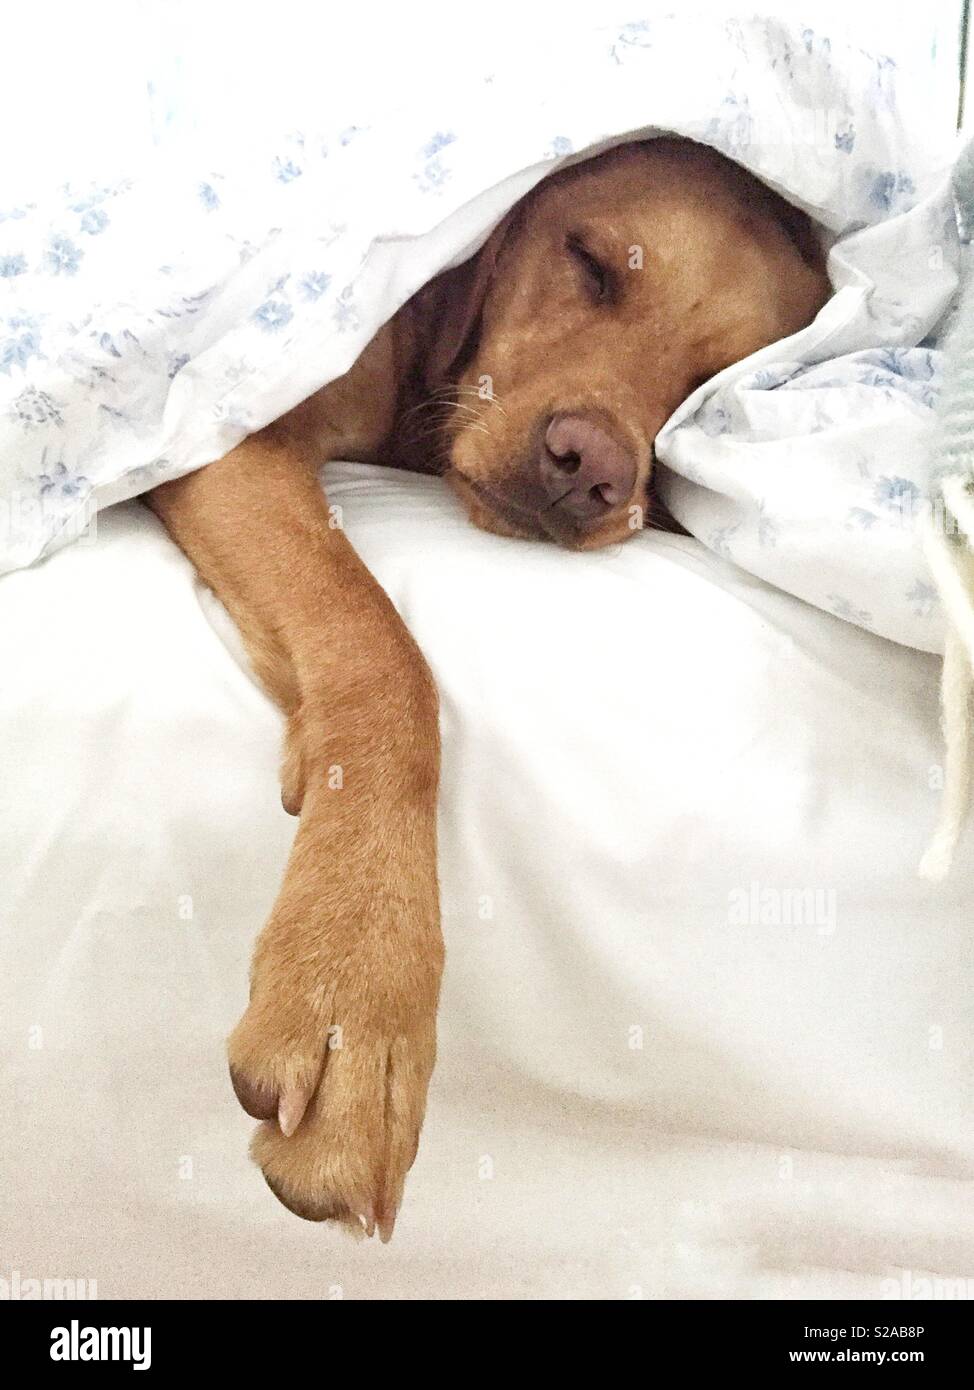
146,137,829,1238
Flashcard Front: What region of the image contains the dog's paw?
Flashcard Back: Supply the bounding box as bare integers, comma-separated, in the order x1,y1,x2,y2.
251,1029,432,1240
228,975,436,1241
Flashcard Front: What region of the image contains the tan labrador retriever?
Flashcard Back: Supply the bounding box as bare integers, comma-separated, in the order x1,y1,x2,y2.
146,137,829,1239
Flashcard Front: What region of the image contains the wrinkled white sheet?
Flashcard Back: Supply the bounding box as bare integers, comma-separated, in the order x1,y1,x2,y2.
1,464,972,1300
0,13,960,651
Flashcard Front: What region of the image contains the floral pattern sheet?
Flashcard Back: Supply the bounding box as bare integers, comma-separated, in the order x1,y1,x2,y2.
0,14,961,650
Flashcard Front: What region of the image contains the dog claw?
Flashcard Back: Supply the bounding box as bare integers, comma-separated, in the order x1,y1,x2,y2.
277,1084,313,1137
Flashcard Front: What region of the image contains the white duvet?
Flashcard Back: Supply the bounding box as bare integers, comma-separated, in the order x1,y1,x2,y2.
0,12,962,649
2,463,973,1300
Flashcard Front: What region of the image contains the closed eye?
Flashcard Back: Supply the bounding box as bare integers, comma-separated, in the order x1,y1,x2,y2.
565,232,613,304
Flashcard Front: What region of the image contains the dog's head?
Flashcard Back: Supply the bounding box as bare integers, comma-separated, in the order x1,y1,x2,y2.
419,138,829,549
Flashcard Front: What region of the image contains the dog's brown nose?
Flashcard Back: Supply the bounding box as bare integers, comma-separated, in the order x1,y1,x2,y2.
540,413,636,524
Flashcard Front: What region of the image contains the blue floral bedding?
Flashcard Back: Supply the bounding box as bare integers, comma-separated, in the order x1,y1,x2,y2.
0,14,961,650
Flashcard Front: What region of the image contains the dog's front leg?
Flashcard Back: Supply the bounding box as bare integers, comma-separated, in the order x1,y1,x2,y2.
147,430,442,1240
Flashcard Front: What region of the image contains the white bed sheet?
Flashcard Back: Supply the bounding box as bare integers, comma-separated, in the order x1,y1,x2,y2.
1,462,972,1300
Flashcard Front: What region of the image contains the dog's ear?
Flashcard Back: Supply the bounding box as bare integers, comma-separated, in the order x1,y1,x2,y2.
421,209,519,389
778,204,825,269
765,194,825,271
